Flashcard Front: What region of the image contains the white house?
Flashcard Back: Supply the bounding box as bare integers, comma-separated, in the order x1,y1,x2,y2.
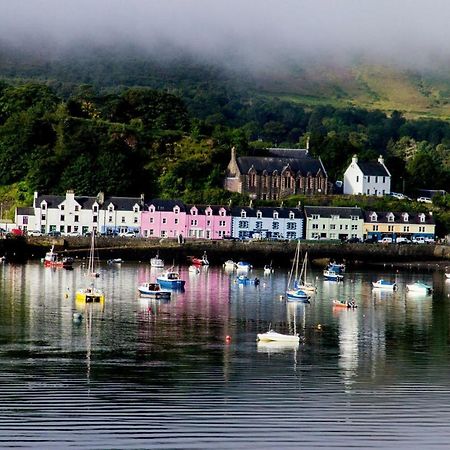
304,206,364,241
230,206,305,240
343,155,391,196
24,191,143,235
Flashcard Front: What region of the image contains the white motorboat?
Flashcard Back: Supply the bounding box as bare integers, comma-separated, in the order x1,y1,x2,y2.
150,252,164,268
406,281,433,294
372,279,397,290
236,261,252,271
257,330,300,343
188,265,200,274
138,282,171,299
223,260,237,270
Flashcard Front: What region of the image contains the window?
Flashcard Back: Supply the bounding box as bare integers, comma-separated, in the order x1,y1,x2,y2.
330,233,336,239
191,219,198,226
383,177,385,183
367,189,370,194
206,210,212,216
134,217,138,224
74,215,79,223
273,212,279,219
370,214,377,222
150,217,154,224
287,222,296,230
108,206,113,212
388,225,394,232
273,222,279,230
60,205,65,211
174,207,179,214
419,215,425,223
41,203,46,210
373,225,378,231
219,221,226,227
286,232,296,240
255,221,262,229
149,229,154,236
289,212,294,219
350,215,358,221
162,218,167,224
41,214,46,221
93,216,98,223
93,205,98,213
375,176,378,183
403,226,410,232
60,225,65,232
330,224,336,230
206,220,211,226
238,221,248,229
367,176,371,183
312,224,319,230
75,205,79,212
331,215,339,220
351,225,358,230
109,216,113,223
387,214,394,222
121,216,125,223
175,218,179,224
161,230,167,237
356,176,359,182
312,214,319,220
219,210,225,217
133,206,139,213
191,209,197,216
240,211,246,218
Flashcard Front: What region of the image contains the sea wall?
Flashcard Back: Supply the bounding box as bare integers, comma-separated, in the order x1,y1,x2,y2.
2,236,447,267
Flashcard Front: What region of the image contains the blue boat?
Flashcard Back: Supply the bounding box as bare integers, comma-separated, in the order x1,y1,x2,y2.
236,275,260,285
323,268,344,281
156,271,186,289
286,288,310,303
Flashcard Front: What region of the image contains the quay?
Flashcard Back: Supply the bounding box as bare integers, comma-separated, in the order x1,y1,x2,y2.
1,236,449,269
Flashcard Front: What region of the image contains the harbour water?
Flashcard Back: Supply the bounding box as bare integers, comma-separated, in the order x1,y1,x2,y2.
0,261,449,448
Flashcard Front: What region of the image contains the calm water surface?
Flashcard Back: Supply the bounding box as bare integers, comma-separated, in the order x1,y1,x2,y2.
0,261,449,448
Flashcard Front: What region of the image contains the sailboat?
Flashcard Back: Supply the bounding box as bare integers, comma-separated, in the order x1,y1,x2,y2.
76,233,105,303
296,251,316,293
286,241,310,302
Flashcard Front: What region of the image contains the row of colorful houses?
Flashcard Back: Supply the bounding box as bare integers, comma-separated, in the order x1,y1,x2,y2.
14,191,436,241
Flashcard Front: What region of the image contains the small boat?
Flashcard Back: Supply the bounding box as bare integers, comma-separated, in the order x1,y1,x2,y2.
223,260,237,270
257,329,300,343
42,245,73,269
188,265,200,274
323,269,344,281
406,281,433,294
286,241,311,302
372,279,397,290
191,251,209,266
107,258,123,264
445,273,450,279
156,270,186,289
264,264,274,274
138,282,171,299
236,261,253,271
286,288,310,302
150,252,164,268
329,262,345,273
332,299,357,309
76,233,104,303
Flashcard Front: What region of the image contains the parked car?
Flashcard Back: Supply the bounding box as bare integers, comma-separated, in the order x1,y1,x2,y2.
380,237,393,244
47,231,62,237
65,231,80,237
412,236,426,244
364,237,378,243
396,237,411,244
346,237,361,243
10,228,24,236
119,231,137,238
424,237,436,243
28,230,43,237
417,197,432,203
390,192,408,200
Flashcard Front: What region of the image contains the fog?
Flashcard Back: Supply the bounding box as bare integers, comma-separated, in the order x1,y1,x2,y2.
2,0,450,69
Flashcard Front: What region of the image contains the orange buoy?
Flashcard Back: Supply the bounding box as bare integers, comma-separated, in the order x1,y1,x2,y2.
225,335,231,343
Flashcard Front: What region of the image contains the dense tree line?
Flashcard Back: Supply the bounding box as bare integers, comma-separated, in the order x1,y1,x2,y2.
0,81,449,225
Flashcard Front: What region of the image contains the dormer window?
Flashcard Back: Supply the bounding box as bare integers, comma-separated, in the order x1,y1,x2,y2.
41,203,46,210
387,213,394,222
133,206,139,213
330,215,339,220
93,205,98,213
402,213,409,222
149,206,155,213
219,209,225,217
206,209,212,216
60,204,65,211
256,211,262,219
289,212,294,219
241,210,246,218
273,212,279,219
174,207,179,214
370,213,377,222
108,205,114,212
191,208,197,216
419,214,425,223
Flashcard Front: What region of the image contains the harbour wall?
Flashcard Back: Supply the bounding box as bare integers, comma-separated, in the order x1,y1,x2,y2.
2,236,449,268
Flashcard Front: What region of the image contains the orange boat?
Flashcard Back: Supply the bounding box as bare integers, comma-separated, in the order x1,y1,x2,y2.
332,299,357,309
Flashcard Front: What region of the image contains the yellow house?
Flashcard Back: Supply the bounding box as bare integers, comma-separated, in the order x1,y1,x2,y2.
364,211,435,242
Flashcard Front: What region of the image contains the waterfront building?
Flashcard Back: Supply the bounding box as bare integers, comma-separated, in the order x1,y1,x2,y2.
224,146,329,200
141,200,231,239
304,206,364,241
230,206,305,240
25,191,143,235
15,207,34,233
364,211,436,241
343,155,391,196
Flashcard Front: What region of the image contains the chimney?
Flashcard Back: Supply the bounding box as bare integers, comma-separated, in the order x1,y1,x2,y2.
140,193,145,206
249,199,253,208
378,155,384,164
66,190,75,202
352,154,358,164
97,192,105,205
306,136,310,152
33,191,39,208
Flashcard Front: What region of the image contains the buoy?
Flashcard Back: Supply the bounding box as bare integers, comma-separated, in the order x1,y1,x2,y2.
225,335,231,343
317,324,322,330
73,313,83,322
279,295,284,300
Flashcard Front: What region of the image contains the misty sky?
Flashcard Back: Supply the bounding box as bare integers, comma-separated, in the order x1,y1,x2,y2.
1,0,450,66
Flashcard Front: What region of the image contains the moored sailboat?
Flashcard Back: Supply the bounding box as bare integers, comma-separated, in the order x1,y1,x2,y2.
286,241,310,303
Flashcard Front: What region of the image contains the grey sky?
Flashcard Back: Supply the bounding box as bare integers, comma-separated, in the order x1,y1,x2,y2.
1,0,449,67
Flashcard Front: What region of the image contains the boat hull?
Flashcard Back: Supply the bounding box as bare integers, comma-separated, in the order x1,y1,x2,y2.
286,289,310,303
372,281,397,290
257,331,300,343
76,289,105,303
157,279,186,289
406,283,433,294
138,289,171,299
323,271,344,281
332,300,357,309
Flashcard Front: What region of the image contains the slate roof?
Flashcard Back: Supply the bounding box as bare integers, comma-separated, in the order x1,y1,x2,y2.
35,195,65,208
104,196,142,211
231,206,304,219
304,206,364,219
364,211,435,224
146,199,187,212
35,194,142,210
236,155,326,177
16,207,34,216
188,205,231,215
357,161,390,177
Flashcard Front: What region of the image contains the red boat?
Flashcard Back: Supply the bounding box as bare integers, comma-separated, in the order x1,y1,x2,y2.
43,245,73,269
190,252,209,266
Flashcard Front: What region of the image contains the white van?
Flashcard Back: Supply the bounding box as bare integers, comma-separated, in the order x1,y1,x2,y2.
412,236,425,244
380,237,393,244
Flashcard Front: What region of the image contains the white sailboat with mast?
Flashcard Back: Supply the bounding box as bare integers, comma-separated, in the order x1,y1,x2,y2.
286,240,310,302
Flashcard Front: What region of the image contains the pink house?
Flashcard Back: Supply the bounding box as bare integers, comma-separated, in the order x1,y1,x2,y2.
186,205,231,239
141,200,187,239
140,200,231,240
